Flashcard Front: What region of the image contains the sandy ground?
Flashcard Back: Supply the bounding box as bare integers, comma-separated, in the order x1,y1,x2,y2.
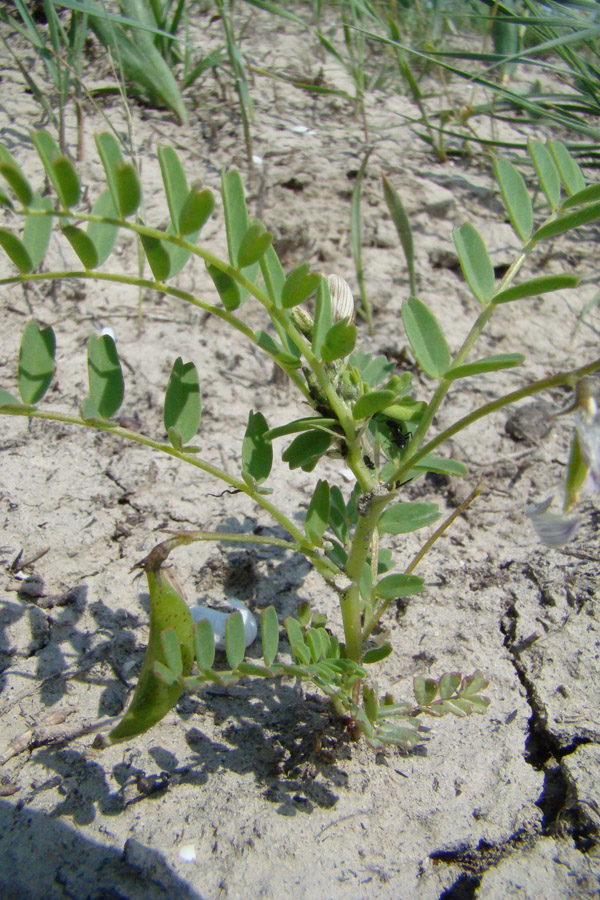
0,6,599,899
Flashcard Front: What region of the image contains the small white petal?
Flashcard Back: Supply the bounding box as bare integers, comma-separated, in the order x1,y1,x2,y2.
179,845,196,863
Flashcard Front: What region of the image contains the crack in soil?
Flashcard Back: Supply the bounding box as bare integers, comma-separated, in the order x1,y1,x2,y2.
500,600,597,852
429,597,598,899
431,831,537,899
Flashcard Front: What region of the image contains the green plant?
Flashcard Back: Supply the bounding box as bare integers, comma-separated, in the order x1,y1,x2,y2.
0,0,89,155
1,130,599,749
368,0,600,159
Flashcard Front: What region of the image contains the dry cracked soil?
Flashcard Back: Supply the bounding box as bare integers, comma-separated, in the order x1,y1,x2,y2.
0,6,599,899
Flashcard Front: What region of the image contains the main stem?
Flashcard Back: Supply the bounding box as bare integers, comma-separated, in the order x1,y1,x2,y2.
341,490,391,661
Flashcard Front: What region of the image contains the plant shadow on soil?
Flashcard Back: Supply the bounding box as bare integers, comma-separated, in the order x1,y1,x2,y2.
13,530,364,834
0,798,207,900
30,676,354,828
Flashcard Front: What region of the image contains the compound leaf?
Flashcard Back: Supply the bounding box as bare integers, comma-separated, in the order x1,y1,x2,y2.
493,273,579,304
87,189,119,266
321,319,357,362
23,193,52,269
158,145,188,233
282,430,332,471
194,619,216,670
62,224,99,269
312,277,332,359
281,263,320,309
141,234,171,282
528,139,560,210
549,140,585,195
179,185,214,236
207,264,241,310
445,353,524,381
237,221,272,268
115,162,141,218
373,573,424,599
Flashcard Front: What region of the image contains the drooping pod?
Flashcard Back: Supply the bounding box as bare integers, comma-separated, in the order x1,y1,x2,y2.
107,567,195,744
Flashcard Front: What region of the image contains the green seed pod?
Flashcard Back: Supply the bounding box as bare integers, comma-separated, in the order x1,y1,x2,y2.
107,568,195,744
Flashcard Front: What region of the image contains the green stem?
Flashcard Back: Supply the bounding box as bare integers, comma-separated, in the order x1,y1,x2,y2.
1,268,311,399
342,489,391,660
362,480,483,641
160,529,306,554
391,356,600,484
1,405,341,583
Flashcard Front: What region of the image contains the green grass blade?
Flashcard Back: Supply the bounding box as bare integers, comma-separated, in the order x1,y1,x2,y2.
351,148,373,331
382,174,416,297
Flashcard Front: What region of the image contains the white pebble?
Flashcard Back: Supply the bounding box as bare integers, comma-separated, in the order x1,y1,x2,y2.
179,845,196,863
190,598,257,650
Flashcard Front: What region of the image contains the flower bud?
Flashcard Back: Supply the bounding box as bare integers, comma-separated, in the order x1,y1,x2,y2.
290,305,314,338
327,274,355,323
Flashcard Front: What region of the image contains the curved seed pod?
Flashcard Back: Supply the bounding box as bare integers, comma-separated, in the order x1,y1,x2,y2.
107,568,195,744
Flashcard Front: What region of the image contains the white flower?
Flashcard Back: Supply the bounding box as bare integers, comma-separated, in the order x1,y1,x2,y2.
327,274,355,323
